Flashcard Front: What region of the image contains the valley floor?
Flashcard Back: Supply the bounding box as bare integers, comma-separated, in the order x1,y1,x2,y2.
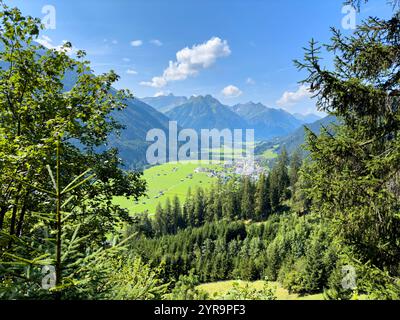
197,280,324,300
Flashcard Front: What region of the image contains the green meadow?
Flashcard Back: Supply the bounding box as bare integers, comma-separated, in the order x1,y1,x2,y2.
114,161,226,215
197,281,324,300
261,144,280,160
262,148,278,159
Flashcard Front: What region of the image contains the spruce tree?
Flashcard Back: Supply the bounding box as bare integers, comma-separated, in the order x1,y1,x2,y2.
193,188,205,227
183,187,195,228
222,181,236,221
212,184,223,221
289,149,303,198
154,203,166,236
205,186,216,222
172,195,182,233
240,177,254,220
164,198,173,234
295,0,400,293
255,174,271,221
269,149,290,211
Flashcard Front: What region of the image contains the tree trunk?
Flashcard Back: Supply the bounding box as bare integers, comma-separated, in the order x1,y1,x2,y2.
16,202,27,237
8,203,18,248
0,206,7,230
55,137,62,300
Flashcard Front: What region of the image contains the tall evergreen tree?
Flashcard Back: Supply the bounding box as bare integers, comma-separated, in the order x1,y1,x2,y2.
164,198,173,234
154,203,166,236
240,177,254,220
295,0,400,294
205,186,216,222
255,174,271,221
172,195,182,233
222,183,236,221
183,187,195,228
212,184,223,221
270,148,290,211
289,149,303,198
193,188,205,227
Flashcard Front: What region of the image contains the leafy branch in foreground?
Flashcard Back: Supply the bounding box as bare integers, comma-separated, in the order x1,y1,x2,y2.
0,2,147,299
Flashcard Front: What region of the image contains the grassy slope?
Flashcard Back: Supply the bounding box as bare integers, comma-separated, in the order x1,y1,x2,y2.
198,280,324,300
261,144,279,160
114,161,223,216
262,148,278,159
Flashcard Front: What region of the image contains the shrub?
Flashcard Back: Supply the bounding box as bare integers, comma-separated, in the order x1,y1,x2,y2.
218,280,276,300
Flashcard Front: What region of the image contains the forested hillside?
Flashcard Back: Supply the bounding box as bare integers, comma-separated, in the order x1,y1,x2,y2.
107,97,171,169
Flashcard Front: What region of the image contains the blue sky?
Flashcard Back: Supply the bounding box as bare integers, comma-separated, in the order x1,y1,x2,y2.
5,0,393,115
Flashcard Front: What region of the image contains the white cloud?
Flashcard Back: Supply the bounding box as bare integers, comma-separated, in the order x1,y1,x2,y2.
154,91,169,97
222,85,243,98
246,77,255,85
36,35,56,49
103,39,118,45
141,37,231,88
36,36,77,55
38,35,52,46
150,39,163,46
276,85,313,107
126,69,138,75
122,57,131,62
130,40,143,47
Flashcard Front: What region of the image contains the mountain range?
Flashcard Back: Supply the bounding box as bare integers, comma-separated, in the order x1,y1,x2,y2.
230,102,305,139
292,113,321,123
165,95,248,131
107,97,170,169
255,115,338,156
141,94,188,113
148,95,321,139
1,46,325,168
109,94,324,167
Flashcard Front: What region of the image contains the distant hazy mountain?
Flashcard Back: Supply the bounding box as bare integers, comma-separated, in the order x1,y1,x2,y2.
63,73,171,168
141,96,322,141
166,95,248,131
0,45,171,169
142,94,188,113
293,113,322,124
255,115,338,156
107,98,170,169
231,102,268,119
231,102,304,140
2,44,328,167
62,71,171,169
278,115,338,154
